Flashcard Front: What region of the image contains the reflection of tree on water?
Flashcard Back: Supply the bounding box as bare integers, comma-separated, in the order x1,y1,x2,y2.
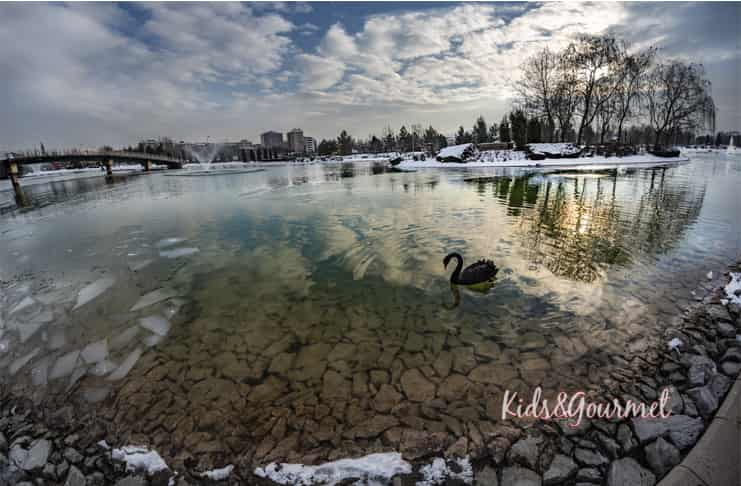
468,168,705,282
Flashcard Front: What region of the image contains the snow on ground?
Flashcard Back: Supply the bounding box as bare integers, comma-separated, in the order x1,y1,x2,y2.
725,272,741,306
399,152,689,169
418,457,473,485
437,144,475,160
111,445,169,475
254,452,412,485
200,465,234,480
527,143,581,155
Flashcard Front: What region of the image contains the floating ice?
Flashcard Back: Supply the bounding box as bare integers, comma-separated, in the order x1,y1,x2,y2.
160,247,199,258
112,445,169,474
139,316,171,337
200,465,234,480
724,272,741,306
107,347,142,381
91,359,118,376
110,325,139,350
156,237,187,248
254,452,412,485
129,259,154,272
49,350,80,380
10,296,35,315
419,457,473,485
707,271,713,280
47,329,67,350
163,298,187,319
9,347,40,375
667,338,683,352
81,339,109,364
130,288,178,311
73,277,116,310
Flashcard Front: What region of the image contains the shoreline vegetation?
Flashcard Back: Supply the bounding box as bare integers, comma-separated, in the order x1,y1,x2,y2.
2,264,740,485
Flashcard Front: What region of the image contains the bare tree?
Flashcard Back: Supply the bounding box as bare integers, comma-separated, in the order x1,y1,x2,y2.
517,48,559,142
644,61,713,146
613,47,655,143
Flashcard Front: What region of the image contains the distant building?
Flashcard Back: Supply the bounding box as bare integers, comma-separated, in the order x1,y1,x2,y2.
261,131,284,149
287,128,305,154
304,136,316,154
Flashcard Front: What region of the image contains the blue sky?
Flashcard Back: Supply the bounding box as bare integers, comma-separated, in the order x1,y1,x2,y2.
0,2,739,150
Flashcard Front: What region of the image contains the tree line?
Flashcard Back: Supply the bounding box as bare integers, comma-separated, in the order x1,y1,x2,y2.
517,34,715,147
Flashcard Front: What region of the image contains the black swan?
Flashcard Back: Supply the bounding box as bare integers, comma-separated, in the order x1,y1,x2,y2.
443,252,499,289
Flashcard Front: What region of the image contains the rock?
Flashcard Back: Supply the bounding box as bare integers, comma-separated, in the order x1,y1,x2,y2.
433,351,452,378
446,437,468,457
721,361,741,376
606,457,656,486
321,370,350,401
575,468,601,483
687,364,709,387
64,466,86,486
400,430,449,460
543,454,577,485
707,304,732,322
474,341,501,360
373,384,403,413
400,369,436,402
721,347,741,363
632,414,703,449
507,435,543,469
644,437,680,477
452,347,477,374
475,465,499,485
64,447,84,464
501,467,542,486
709,373,732,401
437,374,471,401
556,419,590,436
617,424,637,453
686,386,719,418
718,322,736,338
595,433,620,460
469,364,518,385
115,477,147,486
350,415,399,439
574,447,608,467
22,439,51,471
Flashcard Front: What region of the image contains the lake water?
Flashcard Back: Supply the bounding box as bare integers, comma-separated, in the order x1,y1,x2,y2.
1,154,740,468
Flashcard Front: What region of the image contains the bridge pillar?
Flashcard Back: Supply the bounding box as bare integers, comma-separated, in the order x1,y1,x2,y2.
144,160,151,172
105,159,113,180
7,160,26,203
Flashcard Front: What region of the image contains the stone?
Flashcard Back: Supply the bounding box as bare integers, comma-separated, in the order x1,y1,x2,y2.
707,304,732,322
575,468,601,483
446,437,468,457
721,347,741,363
606,457,656,486
437,374,471,401
721,361,741,376
475,465,499,485
64,447,84,464
631,415,703,449
718,322,736,338
469,364,518,385
373,384,403,413
370,369,389,386
644,437,680,477
400,369,436,402
115,477,147,486
474,341,501,360
543,454,577,485
595,433,620,460
321,370,351,401
452,347,477,374
709,373,732,400
400,430,449,461
433,351,452,378
687,364,709,387
574,447,608,467
686,385,719,418
0,432,6,453
501,467,542,486
64,466,86,486
350,415,399,439
662,385,684,415
507,435,543,469
22,439,51,471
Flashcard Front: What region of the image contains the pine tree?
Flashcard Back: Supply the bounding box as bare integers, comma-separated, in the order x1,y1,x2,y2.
398,126,411,152
473,116,488,143
499,116,511,144
489,124,498,142
509,110,528,148
455,126,466,144
336,131,354,155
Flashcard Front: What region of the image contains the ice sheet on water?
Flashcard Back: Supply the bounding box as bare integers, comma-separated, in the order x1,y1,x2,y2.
107,347,142,381
73,277,116,310
9,347,40,375
110,325,139,350
81,339,109,364
254,452,412,485
10,296,36,315
112,445,169,474
159,247,199,258
90,359,118,376
82,386,110,403
130,288,178,311
139,316,171,337
47,328,67,350
156,237,187,248
49,350,80,380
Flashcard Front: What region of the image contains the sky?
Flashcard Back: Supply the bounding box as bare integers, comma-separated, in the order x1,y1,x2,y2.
0,1,739,150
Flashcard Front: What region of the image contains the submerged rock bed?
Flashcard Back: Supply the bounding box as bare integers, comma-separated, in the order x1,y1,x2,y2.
1,263,740,485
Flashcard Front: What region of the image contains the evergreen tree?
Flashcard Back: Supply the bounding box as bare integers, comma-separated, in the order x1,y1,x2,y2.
369,136,383,153
527,118,542,143
509,109,528,148
455,126,466,144
488,123,498,142
318,138,338,156
398,126,412,152
499,116,511,143
382,125,396,152
337,130,354,155
473,116,489,143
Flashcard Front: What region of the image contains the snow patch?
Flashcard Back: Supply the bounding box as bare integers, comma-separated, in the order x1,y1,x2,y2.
419,457,473,485
527,142,581,156
73,277,116,310
81,339,109,364
130,288,178,311
107,347,142,381
200,465,234,481
724,272,741,305
139,315,171,337
667,338,683,352
112,445,169,475
255,452,412,485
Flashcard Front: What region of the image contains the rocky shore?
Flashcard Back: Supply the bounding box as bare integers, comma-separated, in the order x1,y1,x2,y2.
2,264,740,485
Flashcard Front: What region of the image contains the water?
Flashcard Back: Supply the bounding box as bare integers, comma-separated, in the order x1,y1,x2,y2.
1,154,740,466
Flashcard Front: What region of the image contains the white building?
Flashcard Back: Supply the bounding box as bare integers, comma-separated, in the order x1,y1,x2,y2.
304,136,317,154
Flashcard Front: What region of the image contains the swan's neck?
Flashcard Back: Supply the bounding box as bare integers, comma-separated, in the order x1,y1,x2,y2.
450,254,463,283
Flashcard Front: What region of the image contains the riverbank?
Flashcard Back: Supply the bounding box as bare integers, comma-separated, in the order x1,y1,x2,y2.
398,152,690,169
2,263,740,485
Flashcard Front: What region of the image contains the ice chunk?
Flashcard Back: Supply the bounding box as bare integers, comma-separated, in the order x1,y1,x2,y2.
156,237,187,248
47,328,67,350
112,445,169,474
9,347,40,375
160,247,199,258
128,259,153,272
139,316,170,337
200,465,234,480
163,298,187,319
143,334,164,348
90,359,118,376
724,272,741,306
73,277,116,310
81,339,109,364
10,296,35,315
667,337,683,352
17,320,45,343
707,271,713,280
30,356,51,386
254,452,412,485
49,350,80,380
0,338,10,354
110,325,139,350
130,288,177,311
107,347,142,381
67,365,88,390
